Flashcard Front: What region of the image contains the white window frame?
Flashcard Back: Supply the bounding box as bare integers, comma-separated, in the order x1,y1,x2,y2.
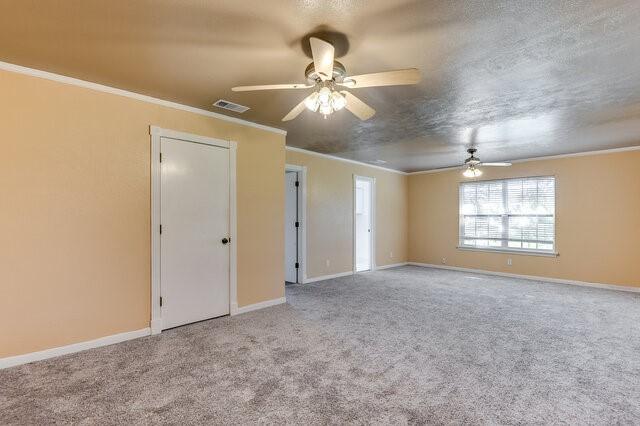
457,175,558,257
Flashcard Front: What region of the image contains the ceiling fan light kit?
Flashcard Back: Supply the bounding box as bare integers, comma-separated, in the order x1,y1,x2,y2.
231,37,421,122
304,84,347,118
461,148,512,178
463,166,483,178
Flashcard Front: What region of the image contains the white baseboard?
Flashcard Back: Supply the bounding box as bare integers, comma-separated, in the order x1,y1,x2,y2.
150,319,163,335
376,262,409,270
302,265,409,282
231,297,287,315
304,271,355,283
407,262,640,293
0,327,151,370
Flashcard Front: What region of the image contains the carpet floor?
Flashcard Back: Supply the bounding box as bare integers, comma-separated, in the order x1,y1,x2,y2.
2,266,639,424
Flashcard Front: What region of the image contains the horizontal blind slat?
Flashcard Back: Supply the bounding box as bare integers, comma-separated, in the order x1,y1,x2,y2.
460,176,555,253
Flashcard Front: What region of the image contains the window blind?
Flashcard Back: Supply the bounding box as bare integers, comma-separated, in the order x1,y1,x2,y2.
459,176,555,253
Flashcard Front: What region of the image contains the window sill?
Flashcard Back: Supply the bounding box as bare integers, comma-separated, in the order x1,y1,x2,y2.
456,246,559,257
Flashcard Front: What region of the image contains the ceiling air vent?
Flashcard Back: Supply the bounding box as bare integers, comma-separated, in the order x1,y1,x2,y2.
213,99,250,113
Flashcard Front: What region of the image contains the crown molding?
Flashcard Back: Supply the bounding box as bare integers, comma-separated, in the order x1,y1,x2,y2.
5,59,638,168
0,60,287,136
285,146,408,175
408,145,640,175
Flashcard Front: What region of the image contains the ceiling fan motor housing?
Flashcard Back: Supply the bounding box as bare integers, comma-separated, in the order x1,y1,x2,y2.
465,148,481,165
305,61,347,83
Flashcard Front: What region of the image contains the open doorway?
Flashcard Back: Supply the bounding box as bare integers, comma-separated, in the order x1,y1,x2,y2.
284,165,306,284
354,175,375,272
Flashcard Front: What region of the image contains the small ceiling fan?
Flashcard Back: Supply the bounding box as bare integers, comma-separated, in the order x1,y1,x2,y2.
232,37,421,121
462,148,512,177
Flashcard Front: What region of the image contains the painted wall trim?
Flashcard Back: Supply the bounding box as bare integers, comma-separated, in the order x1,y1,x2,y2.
376,262,410,270
0,328,151,370
150,127,238,333
285,164,308,284
305,271,355,283
0,60,286,136
353,174,377,273
231,297,287,315
456,246,559,258
285,146,408,175
408,145,640,175
407,262,640,293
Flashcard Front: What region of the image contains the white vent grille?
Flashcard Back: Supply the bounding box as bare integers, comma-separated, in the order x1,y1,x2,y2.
213,99,250,113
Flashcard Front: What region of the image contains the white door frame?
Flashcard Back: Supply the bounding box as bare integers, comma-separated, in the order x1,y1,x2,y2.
150,126,237,334
353,174,376,273
285,164,307,283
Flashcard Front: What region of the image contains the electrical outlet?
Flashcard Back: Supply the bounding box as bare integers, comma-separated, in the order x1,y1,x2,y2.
390,251,394,259
442,257,446,264
326,259,330,268
507,258,512,266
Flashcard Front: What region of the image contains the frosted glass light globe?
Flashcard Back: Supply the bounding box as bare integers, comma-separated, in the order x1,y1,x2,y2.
319,103,333,116
463,167,482,178
331,91,347,110
318,87,331,104
304,92,320,111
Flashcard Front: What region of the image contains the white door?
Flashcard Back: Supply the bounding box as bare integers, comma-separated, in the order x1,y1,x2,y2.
160,137,230,330
355,177,373,272
284,171,298,283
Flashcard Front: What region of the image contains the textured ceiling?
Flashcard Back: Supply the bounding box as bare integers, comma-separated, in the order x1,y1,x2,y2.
1,0,640,171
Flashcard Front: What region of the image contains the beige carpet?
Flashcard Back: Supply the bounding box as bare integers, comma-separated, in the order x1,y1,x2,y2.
1,266,639,424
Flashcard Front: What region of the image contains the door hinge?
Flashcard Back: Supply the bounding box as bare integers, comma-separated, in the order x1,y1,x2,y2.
295,262,299,269
159,224,162,234
295,181,299,187
160,152,163,163
295,221,299,228
160,296,163,307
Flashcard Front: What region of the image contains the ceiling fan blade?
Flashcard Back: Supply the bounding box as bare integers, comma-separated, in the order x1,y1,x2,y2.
309,37,334,81
281,96,310,121
232,83,312,92
341,91,376,120
338,68,421,88
481,162,512,167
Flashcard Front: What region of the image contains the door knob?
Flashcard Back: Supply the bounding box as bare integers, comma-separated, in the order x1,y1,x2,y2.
221,237,230,245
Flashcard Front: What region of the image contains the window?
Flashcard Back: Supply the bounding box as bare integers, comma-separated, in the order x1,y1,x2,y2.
459,176,556,254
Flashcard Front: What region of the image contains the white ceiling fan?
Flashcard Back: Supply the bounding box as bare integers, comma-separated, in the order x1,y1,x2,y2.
232,37,421,121
462,148,512,177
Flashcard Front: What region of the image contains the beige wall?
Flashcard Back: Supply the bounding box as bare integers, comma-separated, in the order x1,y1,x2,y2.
408,150,640,288
286,149,408,278
0,69,285,358
3,67,638,360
